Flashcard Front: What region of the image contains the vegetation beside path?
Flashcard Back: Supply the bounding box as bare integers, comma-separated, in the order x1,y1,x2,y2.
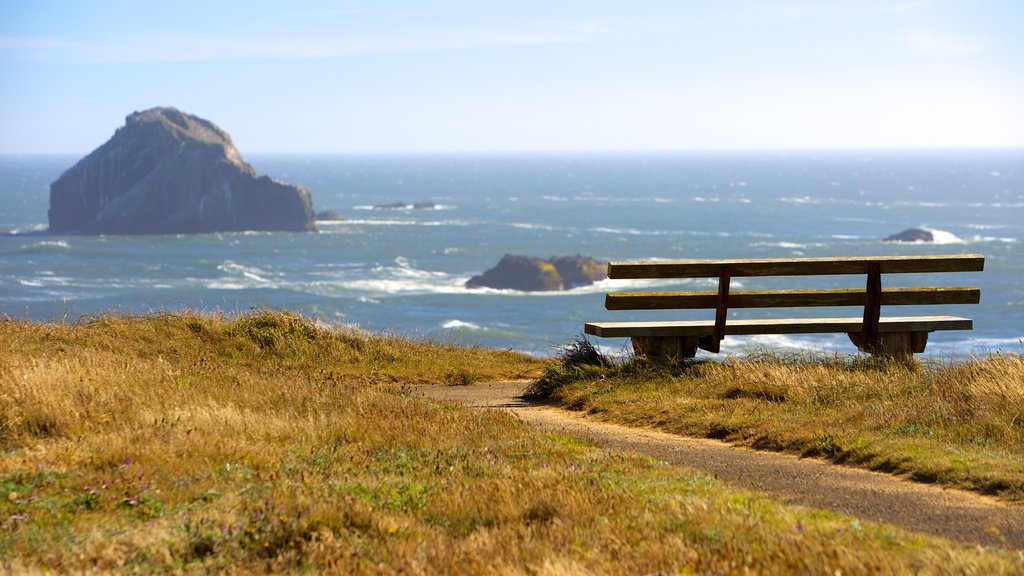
1,311,1021,573
533,337,1024,503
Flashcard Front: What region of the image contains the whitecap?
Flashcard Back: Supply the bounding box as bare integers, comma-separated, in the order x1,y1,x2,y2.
442,319,485,331
751,241,829,250
509,222,557,231
780,196,817,205
218,260,271,283
921,228,963,245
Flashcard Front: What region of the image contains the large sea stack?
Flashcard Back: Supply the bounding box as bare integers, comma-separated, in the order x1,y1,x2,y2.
48,107,315,234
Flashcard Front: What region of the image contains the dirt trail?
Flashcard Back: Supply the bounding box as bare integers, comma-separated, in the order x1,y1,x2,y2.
419,381,1024,550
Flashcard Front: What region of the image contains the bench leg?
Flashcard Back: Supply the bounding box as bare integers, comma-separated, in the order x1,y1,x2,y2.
630,336,700,361
848,331,929,360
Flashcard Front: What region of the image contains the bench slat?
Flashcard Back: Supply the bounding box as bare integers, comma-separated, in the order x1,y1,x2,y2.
584,315,972,338
607,254,985,279
605,287,981,310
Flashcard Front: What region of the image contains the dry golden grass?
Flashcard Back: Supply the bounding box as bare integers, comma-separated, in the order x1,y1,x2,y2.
537,343,1024,502
1,311,1022,573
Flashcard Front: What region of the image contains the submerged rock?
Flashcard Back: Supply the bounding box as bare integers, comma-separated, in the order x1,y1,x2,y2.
884,228,933,243
316,210,344,221
49,107,315,234
466,254,606,291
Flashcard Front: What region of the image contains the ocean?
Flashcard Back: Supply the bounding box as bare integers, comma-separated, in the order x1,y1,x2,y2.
2,150,1022,358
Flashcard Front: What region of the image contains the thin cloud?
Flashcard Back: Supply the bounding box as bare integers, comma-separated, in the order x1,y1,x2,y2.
0,25,597,64
902,30,984,56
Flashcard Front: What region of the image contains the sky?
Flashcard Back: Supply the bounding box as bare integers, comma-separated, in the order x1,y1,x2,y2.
1,0,1022,154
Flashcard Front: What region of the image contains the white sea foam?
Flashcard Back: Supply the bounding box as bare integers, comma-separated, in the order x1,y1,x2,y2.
921,228,963,245
4,223,48,235
442,319,485,330
509,222,556,231
780,196,818,205
218,260,272,283
17,240,71,253
206,281,248,290
329,278,469,295
324,218,469,227
718,333,846,355
751,241,828,249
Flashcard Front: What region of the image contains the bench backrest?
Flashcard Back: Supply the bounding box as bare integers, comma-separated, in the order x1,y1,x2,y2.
604,254,984,352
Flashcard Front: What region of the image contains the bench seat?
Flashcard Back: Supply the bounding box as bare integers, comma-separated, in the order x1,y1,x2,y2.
585,315,972,338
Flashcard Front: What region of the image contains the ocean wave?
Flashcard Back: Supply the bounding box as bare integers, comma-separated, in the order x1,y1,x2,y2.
442,319,485,331
509,222,557,231
6,239,72,255
320,218,469,227
922,228,962,245
966,202,1024,209
893,201,950,208
351,204,456,211
780,196,820,205
568,195,677,204
719,333,845,355
218,260,272,283
465,276,721,297
1,223,48,236
319,277,469,295
593,226,669,236
751,241,829,249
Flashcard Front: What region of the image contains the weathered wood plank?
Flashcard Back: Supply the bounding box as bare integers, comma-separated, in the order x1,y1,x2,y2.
607,254,985,279
584,315,972,338
605,287,981,310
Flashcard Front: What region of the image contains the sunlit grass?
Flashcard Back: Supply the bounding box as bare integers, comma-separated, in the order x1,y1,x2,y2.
1,312,1021,573
535,339,1024,501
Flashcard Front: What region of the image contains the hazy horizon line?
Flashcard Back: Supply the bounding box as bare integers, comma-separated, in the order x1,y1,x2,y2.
4,144,1023,158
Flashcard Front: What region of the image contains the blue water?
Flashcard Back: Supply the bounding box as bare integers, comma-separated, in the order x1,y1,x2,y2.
2,151,1022,357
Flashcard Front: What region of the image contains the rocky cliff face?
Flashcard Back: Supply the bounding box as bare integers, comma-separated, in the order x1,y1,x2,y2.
48,107,315,234
466,255,607,291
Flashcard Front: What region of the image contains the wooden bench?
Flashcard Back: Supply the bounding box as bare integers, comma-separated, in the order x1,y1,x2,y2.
584,254,984,360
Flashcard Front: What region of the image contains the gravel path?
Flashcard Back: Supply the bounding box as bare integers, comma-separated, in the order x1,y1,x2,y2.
418,381,1024,550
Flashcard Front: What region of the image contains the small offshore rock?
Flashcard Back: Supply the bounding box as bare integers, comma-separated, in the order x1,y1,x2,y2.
884,228,934,243
413,200,436,209
466,254,606,291
316,210,344,221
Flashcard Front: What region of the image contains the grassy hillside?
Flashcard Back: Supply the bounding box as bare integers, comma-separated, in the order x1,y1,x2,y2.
534,340,1024,502
1,311,1021,574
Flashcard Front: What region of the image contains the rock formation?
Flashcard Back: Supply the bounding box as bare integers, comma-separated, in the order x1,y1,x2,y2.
884,228,933,243
466,255,606,291
49,107,315,234
316,210,344,221
372,200,436,210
